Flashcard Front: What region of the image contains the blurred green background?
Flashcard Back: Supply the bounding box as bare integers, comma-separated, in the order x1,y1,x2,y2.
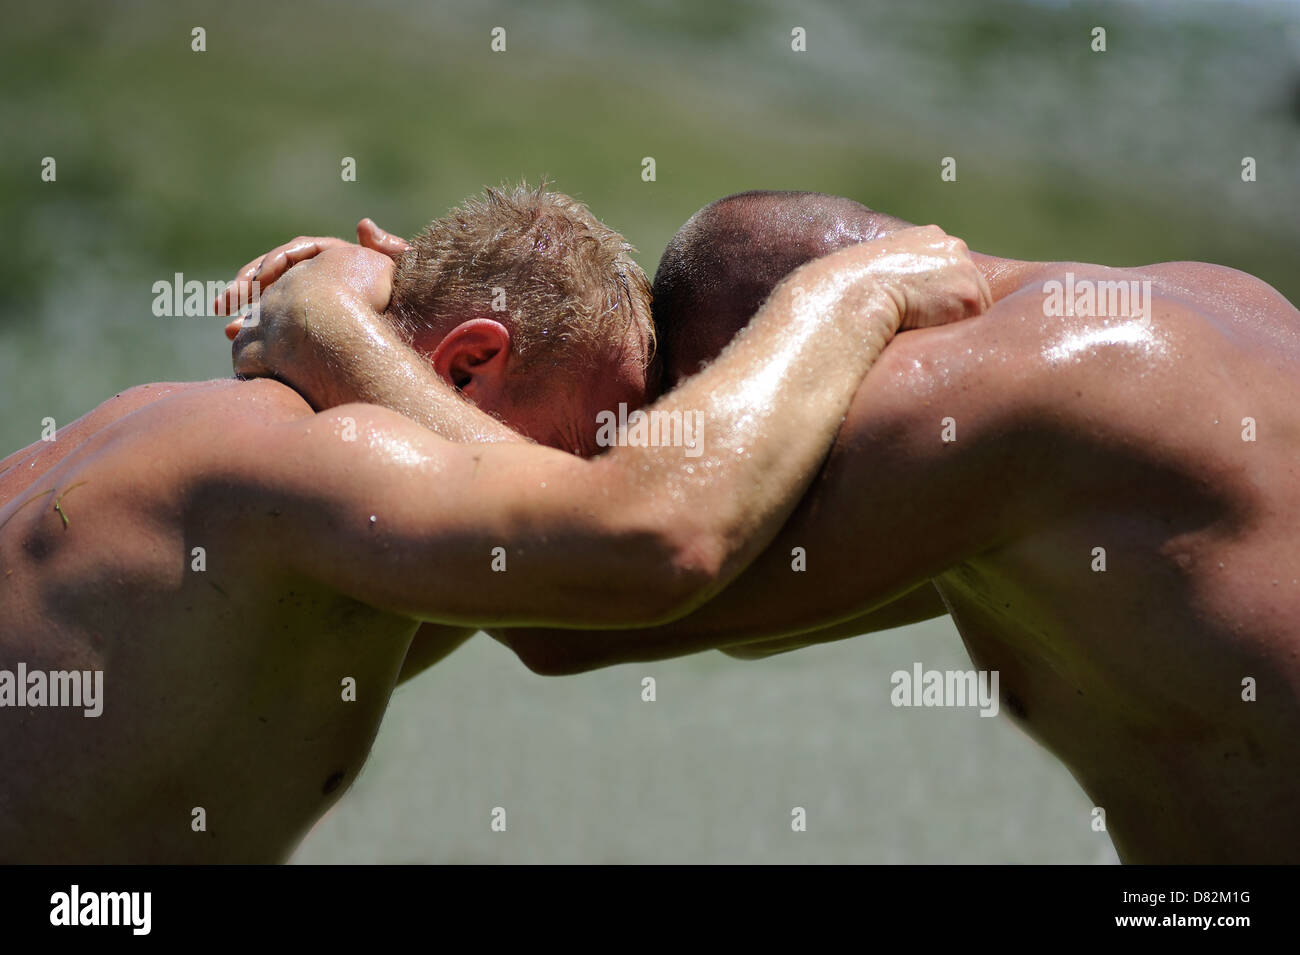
2,0,1297,862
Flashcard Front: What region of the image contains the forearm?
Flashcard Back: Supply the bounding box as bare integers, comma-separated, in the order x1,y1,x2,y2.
274,274,905,629
718,582,947,660
244,249,522,444
307,288,522,444
340,245,907,622
258,230,988,630
492,421,954,668
596,256,903,608
492,582,944,674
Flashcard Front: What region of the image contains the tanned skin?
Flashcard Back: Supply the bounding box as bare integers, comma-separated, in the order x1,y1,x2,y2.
0,221,987,862
498,193,1300,864
208,201,1300,863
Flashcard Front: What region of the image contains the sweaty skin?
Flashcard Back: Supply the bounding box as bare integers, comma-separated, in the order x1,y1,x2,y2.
0,230,986,862
503,255,1300,863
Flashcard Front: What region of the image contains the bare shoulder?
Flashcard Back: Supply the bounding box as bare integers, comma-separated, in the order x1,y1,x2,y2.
0,377,324,634
1,378,314,506
119,378,319,488
872,260,1295,415
1139,260,1298,314
846,258,1298,513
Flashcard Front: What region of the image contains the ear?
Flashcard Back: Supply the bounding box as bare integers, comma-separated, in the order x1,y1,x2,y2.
429,318,512,400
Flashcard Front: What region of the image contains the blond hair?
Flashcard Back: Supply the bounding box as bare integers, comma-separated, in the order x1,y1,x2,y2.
389,182,654,388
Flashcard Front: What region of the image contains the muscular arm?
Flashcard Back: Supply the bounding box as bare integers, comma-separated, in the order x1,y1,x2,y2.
715,582,948,660
225,236,987,629
495,267,1230,673
493,284,1059,672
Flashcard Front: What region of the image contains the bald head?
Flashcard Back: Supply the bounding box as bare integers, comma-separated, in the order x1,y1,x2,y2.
650,191,911,387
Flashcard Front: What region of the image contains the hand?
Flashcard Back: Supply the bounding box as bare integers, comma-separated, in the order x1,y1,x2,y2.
217,218,411,340
821,225,992,331
231,244,404,410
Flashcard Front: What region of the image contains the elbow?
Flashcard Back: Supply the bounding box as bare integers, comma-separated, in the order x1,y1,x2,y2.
496,532,725,676
520,652,600,678
502,630,619,677
509,637,599,677
632,526,726,626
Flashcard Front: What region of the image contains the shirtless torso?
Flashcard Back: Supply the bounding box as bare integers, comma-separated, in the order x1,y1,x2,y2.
1,228,972,862
0,379,435,861
506,258,1300,863
931,261,1300,862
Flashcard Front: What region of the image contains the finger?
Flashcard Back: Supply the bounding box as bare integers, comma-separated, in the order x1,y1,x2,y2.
253,236,349,288
224,317,243,341
217,237,347,317
213,255,266,316
357,218,411,257
976,269,994,313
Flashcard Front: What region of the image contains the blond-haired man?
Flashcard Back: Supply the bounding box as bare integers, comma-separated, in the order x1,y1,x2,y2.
0,184,987,861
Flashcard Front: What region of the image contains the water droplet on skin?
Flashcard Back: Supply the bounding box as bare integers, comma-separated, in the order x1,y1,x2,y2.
1218,562,1224,569
368,515,377,525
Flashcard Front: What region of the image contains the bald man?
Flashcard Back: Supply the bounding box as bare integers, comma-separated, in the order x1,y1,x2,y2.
492,191,1300,863
227,192,1299,863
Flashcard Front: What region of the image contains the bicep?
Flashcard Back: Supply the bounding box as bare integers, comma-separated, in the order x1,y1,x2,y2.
241,404,685,628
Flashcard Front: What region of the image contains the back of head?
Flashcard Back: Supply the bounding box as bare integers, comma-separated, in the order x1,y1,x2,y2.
651,190,909,387
389,182,654,395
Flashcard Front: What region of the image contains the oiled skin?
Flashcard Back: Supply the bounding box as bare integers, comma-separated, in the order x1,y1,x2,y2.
0,380,422,861
927,262,1300,862
5,247,1295,862
505,259,1300,863
0,233,984,862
